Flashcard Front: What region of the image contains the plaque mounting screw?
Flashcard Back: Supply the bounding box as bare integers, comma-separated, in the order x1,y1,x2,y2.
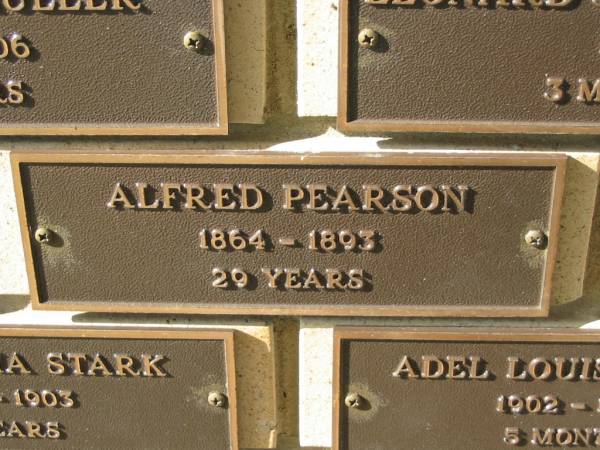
525,229,547,249
358,28,379,49
208,391,227,408
183,31,205,52
34,227,53,245
344,392,363,409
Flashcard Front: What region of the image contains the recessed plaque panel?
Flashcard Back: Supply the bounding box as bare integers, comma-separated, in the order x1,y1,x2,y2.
0,327,237,449
334,328,600,450
12,152,565,317
0,0,227,135
340,0,600,133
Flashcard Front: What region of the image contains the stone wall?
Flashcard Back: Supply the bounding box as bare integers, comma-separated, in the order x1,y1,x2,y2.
2,1,600,449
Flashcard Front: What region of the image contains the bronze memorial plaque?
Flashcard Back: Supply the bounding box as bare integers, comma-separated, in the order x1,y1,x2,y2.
340,0,600,133
334,328,600,450
12,151,565,317
0,0,227,135
0,327,237,449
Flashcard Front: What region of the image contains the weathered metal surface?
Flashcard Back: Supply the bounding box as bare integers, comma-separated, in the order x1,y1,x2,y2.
0,327,237,449
12,151,565,317
334,328,600,450
0,0,227,135
340,0,600,133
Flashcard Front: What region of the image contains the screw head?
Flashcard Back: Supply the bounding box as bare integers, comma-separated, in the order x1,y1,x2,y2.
34,227,53,244
525,229,547,249
344,392,363,409
358,28,379,49
208,391,227,408
183,31,205,52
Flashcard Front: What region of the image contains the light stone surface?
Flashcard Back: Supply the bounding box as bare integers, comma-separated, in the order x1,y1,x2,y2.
0,307,278,449
299,325,334,448
0,151,27,295
297,0,339,117
583,174,600,299
552,153,599,304
225,0,267,124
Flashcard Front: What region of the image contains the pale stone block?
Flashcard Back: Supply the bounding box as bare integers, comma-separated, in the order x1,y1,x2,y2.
272,319,300,443
299,325,334,448
583,172,600,299
297,0,339,117
0,151,27,295
225,0,267,124
552,153,600,304
0,308,277,449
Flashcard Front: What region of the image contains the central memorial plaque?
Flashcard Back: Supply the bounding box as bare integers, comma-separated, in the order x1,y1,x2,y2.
0,327,237,449
340,0,600,133
334,328,600,450
12,152,565,317
0,0,227,135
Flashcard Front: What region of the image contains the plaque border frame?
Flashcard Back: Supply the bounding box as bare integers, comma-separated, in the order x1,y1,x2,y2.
12,151,566,317
0,0,228,136
0,326,239,450
338,0,600,134
332,327,600,450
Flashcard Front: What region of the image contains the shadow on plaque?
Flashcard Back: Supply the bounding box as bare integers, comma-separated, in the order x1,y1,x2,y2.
0,295,29,314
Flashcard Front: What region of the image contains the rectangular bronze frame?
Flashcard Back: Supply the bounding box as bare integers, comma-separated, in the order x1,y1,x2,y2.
338,0,600,134
12,151,566,317
332,327,600,450
0,0,227,136
0,326,239,450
